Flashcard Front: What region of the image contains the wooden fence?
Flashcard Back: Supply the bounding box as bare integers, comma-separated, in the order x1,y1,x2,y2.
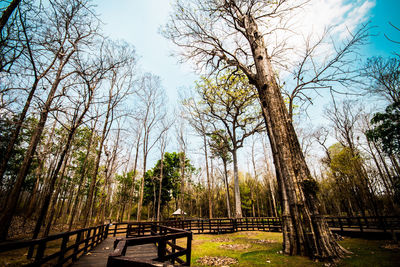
107,224,192,266
0,216,399,266
0,224,109,266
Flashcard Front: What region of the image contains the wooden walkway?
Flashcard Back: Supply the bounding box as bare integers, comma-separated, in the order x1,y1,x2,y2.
73,237,158,266
1,216,399,266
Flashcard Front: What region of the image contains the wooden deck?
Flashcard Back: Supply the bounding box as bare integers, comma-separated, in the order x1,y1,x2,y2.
73,237,157,266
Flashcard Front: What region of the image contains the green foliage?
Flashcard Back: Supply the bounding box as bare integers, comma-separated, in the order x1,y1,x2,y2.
208,129,232,163
0,115,38,190
325,143,363,177
239,175,252,216
143,152,195,213
366,101,400,156
115,170,136,204
193,69,265,149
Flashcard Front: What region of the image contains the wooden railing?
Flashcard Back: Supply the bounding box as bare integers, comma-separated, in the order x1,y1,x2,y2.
1,216,399,266
107,224,192,266
0,224,109,266
325,216,400,233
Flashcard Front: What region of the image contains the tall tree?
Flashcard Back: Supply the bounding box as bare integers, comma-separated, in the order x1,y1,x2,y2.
0,0,98,240
163,0,359,259
193,71,265,218
182,93,214,218
136,73,167,221
83,40,136,227
208,130,232,218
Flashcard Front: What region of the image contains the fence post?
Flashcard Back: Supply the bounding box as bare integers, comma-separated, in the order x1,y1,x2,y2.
186,232,192,266
84,229,91,253
72,231,82,262
357,217,363,233
114,223,117,237
105,224,110,239
338,218,343,232
58,235,69,264
157,237,166,261
34,240,46,264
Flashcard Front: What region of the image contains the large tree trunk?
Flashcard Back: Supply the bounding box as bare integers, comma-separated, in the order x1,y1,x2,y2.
244,15,346,259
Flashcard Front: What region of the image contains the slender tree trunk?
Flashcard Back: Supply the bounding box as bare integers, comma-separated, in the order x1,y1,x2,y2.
223,159,231,218
31,124,78,239
179,151,186,218
68,121,96,230
83,99,111,227
0,59,69,240
157,152,165,221
203,135,213,219
231,148,242,218
137,149,147,221
126,132,141,221
389,155,400,178
43,152,71,237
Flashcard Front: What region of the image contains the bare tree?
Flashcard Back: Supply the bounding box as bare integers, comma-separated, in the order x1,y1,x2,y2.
156,118,173,221
182,93,214,218
135,73,167,221
191,71,265,218
0,0,22,33
83,40,136,227
0,0,99,240
163,0,355,258
325,100,379,217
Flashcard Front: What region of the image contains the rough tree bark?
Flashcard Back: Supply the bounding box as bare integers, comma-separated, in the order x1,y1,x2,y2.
245,14,347,258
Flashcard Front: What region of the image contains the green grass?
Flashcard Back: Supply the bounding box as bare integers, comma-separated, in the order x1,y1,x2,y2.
187,231,400,266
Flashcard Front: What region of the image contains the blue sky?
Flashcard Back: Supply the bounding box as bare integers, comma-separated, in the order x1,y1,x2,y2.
96,0,197,106
93,1,399,171
366,0,400,56
95,0,399,107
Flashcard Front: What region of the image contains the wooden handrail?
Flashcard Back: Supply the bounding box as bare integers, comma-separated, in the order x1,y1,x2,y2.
1,216,399,266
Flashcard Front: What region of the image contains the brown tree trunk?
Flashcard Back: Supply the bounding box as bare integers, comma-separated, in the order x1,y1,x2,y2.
137,151,147,221
244,15,346,259
126,131,141,221
43,152,71,237
203,135,213,219
0,57,71,240
67,121,96,230
223,159,232,218
232,148,242,218
83,97,111,227
157,152,165,221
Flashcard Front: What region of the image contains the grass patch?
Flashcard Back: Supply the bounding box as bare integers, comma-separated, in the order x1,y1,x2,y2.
189,231,400,266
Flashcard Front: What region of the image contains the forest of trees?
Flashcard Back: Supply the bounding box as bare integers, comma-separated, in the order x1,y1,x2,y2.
0,0,399,262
